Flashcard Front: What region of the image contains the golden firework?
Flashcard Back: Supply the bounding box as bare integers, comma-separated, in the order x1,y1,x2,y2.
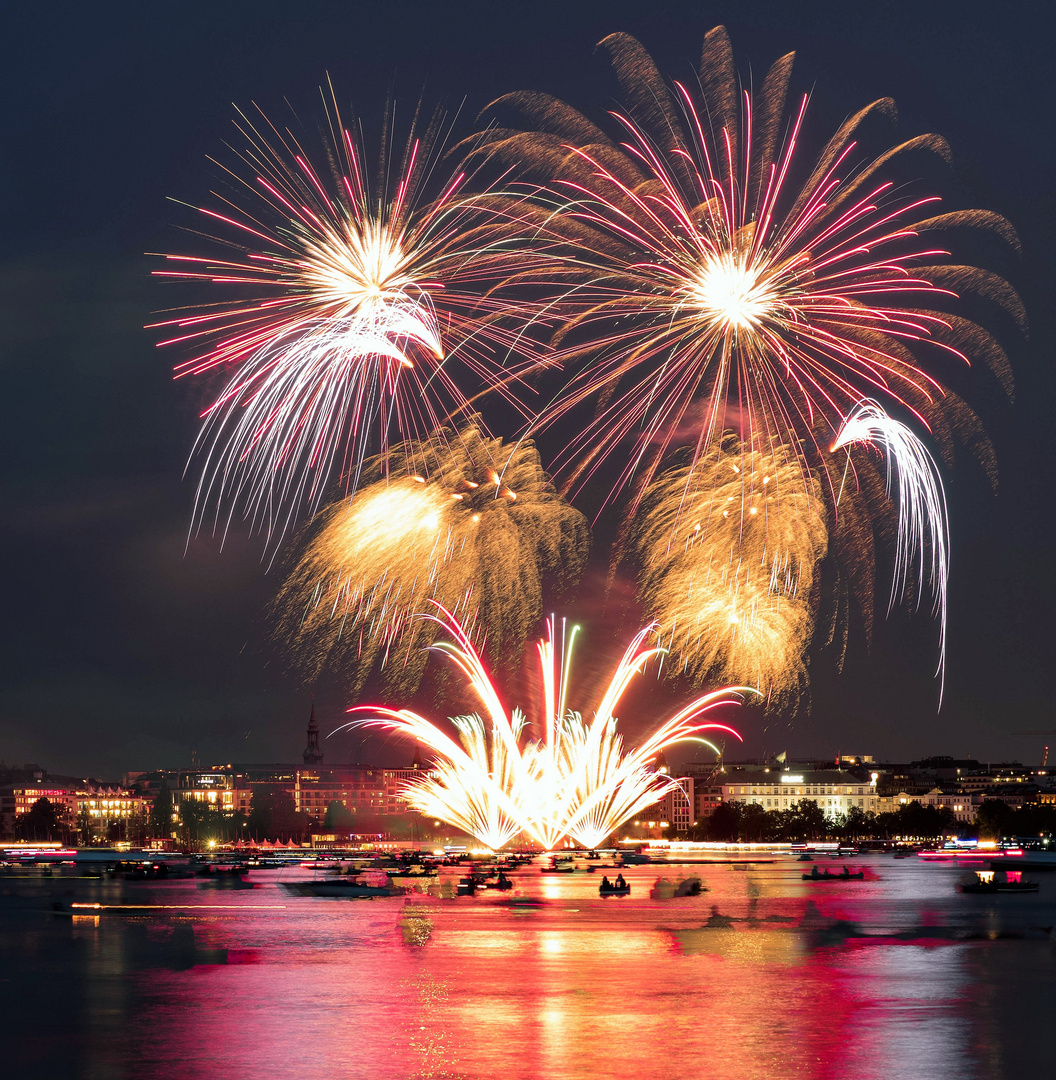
277,423,590,695
632,438,828,703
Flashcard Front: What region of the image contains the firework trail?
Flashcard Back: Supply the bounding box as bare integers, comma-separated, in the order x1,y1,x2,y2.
632,439,828,703
339,608,748,849
833,401,949,698
153,91,558,548
465,26,1020,692
276,423,589,697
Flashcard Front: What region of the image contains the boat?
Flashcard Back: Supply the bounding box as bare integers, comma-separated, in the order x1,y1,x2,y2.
387,865,439,879
618,850,656,865
456,877,475,896
540,863,575,874
797,854,814,862
599,875,631,896
959,870,1039,894
198,874,255,890
802,867,865,881
280,877,400,898
649,875,704,899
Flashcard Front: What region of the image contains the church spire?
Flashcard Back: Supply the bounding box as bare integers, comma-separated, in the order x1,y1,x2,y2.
303,701,323,765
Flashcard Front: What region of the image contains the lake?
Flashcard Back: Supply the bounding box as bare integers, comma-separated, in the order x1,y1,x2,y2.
3,854,1054,1079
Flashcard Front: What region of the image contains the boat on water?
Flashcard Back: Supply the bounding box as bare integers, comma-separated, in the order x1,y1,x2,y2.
540,862,575,874
618,850,656,865
280,877,401,898
802,867,865,881
198,874,255,890
387,865,439,879
599,874,631,896
649,875,704,899
959,869,1039,894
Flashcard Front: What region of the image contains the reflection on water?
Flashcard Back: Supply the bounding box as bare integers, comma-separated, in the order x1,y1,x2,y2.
3,856,1055,1079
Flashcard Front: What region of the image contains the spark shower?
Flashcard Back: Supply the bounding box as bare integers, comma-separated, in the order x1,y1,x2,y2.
338,609,749,850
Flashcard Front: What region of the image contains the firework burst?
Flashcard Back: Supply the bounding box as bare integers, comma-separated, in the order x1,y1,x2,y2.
153,91,557,546
339,608,748,849
632,438,828,703
465,27,1020,694
472,29,1019,501
276,423,589,697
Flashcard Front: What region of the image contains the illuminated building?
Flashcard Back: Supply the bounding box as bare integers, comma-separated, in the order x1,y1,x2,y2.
722,770,880,819
0,780,150,843
876,789,977,823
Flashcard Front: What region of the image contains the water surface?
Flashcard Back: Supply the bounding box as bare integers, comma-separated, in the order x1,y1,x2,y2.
3,855,1054,1079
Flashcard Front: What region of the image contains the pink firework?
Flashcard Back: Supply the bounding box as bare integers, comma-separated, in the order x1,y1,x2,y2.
471,29,1020,505
152,90,557,546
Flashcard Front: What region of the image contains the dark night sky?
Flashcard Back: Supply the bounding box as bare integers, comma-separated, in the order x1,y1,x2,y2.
0,0,1053,778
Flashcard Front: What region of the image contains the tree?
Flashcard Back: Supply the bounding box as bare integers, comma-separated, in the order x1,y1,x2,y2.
323,800,355,831
841,806,874,841
248,787,302,840
15,797,68,842
151,781,174,838
740,803,769,841
704,801,742,841
976,799,1014,840
795,800,827,840
77,806,94,846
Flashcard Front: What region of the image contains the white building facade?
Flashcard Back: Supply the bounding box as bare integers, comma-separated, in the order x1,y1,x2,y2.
722,770,880,818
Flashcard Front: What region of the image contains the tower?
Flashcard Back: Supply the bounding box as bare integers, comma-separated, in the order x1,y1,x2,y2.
303,703,324,766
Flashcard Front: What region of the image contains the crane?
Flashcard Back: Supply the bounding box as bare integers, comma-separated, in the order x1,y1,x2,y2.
1011,732,1056,768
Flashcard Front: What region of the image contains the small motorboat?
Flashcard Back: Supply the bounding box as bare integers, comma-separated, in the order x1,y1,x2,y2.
280,878,399,898
797,854,814,862
198,873,255,890
802,867,865,881
959,870,1039,894
540,862,575,874
599,876,631,897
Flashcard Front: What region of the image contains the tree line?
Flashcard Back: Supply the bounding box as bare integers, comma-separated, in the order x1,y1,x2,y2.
674,798,1056,843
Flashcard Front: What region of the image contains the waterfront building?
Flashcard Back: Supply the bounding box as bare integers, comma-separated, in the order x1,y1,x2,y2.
722,769,880,818
0,779,150,843
666,778,694,832
877,788,977,823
